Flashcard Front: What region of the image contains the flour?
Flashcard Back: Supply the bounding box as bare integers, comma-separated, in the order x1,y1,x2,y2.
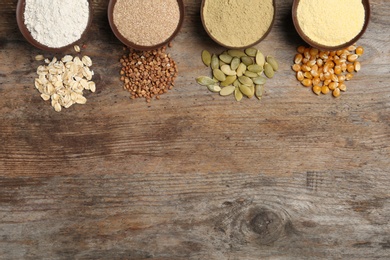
24,0,90,48
202,0,274,47
297,0,365,46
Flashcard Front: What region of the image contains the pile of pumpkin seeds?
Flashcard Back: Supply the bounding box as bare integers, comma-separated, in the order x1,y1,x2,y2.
196,48,278,101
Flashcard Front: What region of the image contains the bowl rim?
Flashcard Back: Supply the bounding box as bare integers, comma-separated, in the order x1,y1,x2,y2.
107,0,185,51
292,0,370,51
200,0,276,50
16,0,93,53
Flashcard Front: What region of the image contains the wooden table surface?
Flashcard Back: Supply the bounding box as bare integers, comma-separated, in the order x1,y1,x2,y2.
1,0,390,259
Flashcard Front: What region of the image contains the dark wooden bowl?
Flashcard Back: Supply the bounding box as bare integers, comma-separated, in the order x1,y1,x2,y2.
200,0,276,49
16,0,93,53
107,0,185,51
292,0,370,51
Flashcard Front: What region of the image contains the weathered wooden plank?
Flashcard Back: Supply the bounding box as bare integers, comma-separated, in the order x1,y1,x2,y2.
0,0,390,259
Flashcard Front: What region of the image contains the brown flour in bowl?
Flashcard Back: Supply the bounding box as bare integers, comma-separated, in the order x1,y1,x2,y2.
113,0,180,47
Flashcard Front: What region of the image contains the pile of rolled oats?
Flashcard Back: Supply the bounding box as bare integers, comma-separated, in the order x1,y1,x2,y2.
34,53,96,112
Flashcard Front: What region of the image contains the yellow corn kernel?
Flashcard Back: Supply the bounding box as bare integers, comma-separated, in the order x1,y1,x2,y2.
331,74,339,82
313,85,321,95
292,64,301,72
341,63,347,72
326,60,335,68
333,88,341,97
294,54,303,64
310,48,319,57
343,49,351,56
301,65,311,72
347,64,355,73
319,51,329,60
338,75,346,83
297,71,304,81
345,73,354,81
311,69,319,78
302,78,312,87
304,48,311,59
339,83,347,91
347,54,358,62
317,58,324,67
334,58,342,65
313,77,320,86
321,86,330,94
304,71,313,79
307,59,317,67
354,61,361,72
328,82,338,90
356,46,364,56
347,45,356,51
334,65,342,75
323,64,329,73
297,46,306,54
324,79,332,86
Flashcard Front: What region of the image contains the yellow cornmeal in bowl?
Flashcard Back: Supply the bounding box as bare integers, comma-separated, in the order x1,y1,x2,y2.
202,0,274,48
297,0,365,47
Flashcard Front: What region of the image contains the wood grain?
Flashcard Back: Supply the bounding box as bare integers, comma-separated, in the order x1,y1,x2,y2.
1,0,390,259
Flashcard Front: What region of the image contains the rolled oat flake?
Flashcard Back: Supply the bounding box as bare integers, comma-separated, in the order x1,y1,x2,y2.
24,0,90,48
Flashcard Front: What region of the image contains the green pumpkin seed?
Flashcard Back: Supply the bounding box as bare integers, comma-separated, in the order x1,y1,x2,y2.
211,54,219,70
247,64,263,73
252,76,267,85
241,56,254,66
230,57,240,71
221,75,237,87
196,76,215,86
244,71,258,78
233,79,240,87
201,50,211,67
221,64,237,76
228,50,247,58
219,85,235,96
248,84,255,98
213,69,226,82
239,84,252,98
219,54,233,64
245,48,257,57
234,87,243,101
219,60,227,67
207,84,221,93
264,62,274,78
266,56,279,71
238,76,253,86
255,84,264,100
236,63,247,77
255,51,265,67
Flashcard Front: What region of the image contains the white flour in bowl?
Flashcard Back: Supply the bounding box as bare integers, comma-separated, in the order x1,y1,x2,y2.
24,0,90,48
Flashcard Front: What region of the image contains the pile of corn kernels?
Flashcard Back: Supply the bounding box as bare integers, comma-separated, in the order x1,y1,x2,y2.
292,44,364,97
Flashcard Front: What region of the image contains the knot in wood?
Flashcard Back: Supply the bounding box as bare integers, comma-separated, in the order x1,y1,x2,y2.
249,208,284,244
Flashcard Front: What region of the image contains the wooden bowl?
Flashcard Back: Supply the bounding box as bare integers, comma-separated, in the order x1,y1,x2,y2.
292,0,370,51
200,0,276,49
16,0,93,53
107,0,185,51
